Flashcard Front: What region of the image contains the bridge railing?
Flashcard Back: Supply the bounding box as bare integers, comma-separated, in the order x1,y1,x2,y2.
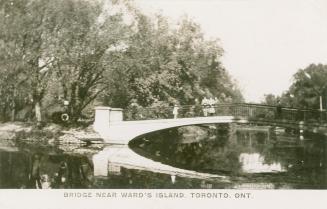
123,103,327,123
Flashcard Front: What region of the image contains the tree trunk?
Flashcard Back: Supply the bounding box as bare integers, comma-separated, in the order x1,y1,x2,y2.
68,83,79,123
11,88,16,121
35,101,42,122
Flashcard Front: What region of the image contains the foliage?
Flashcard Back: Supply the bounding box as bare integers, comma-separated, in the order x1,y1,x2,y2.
47,0,129,121
262,94,280,106
281,64,327,109
101,11,243,110
0,0,128,122
0,0,243,123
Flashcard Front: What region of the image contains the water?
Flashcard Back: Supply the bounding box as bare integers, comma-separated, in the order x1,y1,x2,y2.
0,125,326,189
130,125,327,189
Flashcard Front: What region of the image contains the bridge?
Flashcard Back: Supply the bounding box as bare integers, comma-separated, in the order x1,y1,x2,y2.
93,103,327,144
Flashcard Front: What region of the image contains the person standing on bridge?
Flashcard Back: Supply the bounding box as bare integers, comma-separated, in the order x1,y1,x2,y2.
206,97,215,116
128,99,140,120
201,96,210,116
276,99,282,119
173,104,179,119
209,97,219,116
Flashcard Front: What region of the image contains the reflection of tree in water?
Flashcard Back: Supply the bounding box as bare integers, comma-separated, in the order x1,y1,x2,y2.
0,152,41,188
26,153,94,189
130,125,243,175
27,153,42,188
65,156,93,188
196,141,242,175
1,129,326,189
240,131,327,188
274,138,327,188
38,155,94,189
131,126,327,188
0,144,94,189
0,152,30,188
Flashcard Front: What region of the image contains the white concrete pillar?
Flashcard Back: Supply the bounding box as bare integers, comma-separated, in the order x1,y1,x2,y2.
94,106,111,132
93,107,123,132
109,108,123,122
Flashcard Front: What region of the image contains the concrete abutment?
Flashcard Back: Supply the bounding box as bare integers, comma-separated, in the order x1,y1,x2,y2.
94,107,123,133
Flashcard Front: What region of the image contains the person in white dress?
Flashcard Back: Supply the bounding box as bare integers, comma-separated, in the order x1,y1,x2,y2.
207,97,218,116
201,97,210,116
173,104,179,119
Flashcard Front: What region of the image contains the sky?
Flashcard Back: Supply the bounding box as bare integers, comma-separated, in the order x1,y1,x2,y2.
134,0,327,102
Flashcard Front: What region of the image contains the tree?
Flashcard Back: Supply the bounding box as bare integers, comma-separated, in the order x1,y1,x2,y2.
0,0,244,123
262,94,280,106
0,0,65,123
48,0,130,121
102,12,243,110
282,64,327,109
0,0,130,122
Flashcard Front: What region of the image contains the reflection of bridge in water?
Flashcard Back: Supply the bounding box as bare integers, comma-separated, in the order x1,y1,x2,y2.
92,145,229,181
91,125,287,181
94,103,327,144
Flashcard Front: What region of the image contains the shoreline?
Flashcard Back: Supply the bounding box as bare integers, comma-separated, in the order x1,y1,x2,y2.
0,122,102,144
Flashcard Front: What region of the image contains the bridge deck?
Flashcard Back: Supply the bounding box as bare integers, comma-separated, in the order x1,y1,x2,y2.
94,103,327,144
98,116,247,144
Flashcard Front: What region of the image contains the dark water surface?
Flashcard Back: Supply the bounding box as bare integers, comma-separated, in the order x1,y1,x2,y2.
0,125,326,189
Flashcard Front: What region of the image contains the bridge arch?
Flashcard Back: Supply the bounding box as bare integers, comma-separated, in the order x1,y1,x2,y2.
96,116,248,144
